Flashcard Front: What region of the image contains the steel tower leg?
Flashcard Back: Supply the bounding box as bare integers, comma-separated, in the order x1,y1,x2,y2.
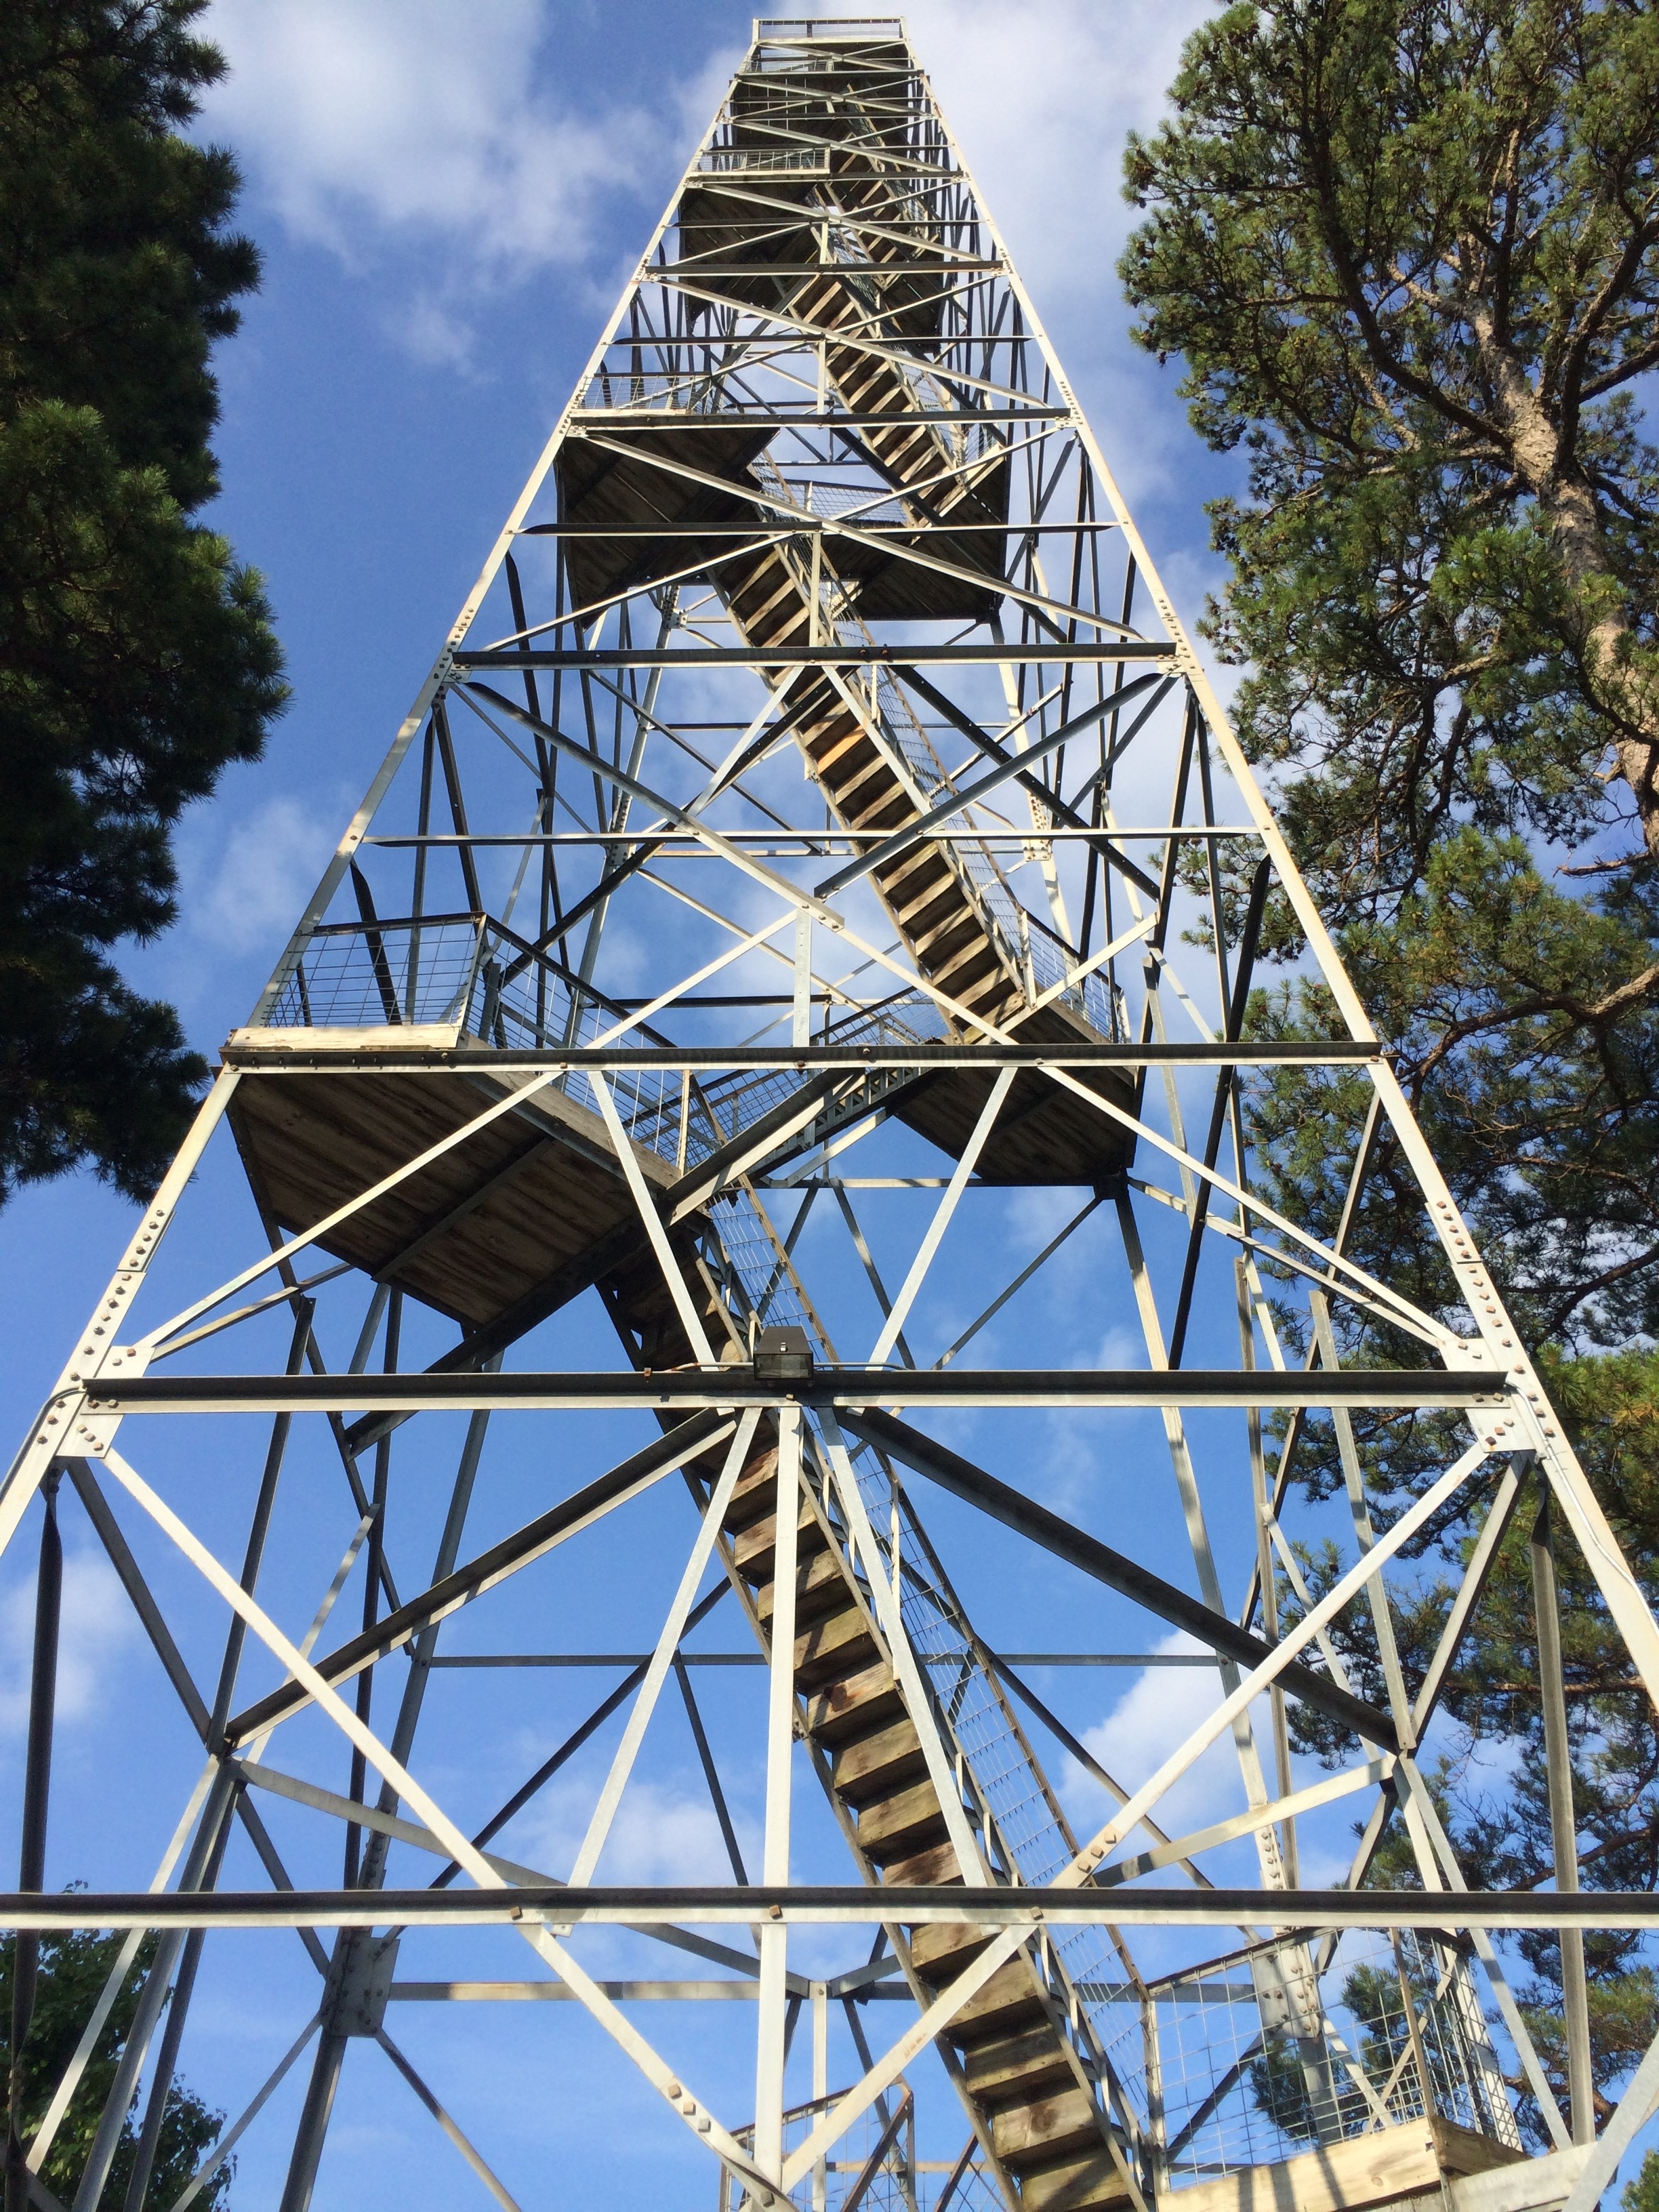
2,22,1650,2212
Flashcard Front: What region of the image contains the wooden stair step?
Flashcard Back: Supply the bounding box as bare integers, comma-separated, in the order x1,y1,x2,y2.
817,762,898,814
962,2023,1078,2109
884,840,960,895
731,1496,823,1578
803,1660,904,1746
907,910,984,968
794,1601,880,1688
924,927,1004,985
843,790,914,837
876,842,951,901
804,721,882,770
891,873,970,930
943,1957,1049,2043
755,1545,852,1625
737,571,806,634
879,1839,964,1886
853,1777,952,1862
1012,2146,1132,2212
992,2085,1102,2167
722,1450,782,1532
908,1921,991,1981
826,754,903,818
832,1716,928,1805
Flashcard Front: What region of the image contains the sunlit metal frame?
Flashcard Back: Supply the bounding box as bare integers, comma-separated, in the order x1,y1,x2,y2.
2,18,1653,2212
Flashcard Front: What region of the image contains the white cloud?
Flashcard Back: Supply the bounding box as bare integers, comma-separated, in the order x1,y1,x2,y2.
197,3,1219,373
1097,1323,1143,1368
0,1549,142,1737
516,1772,752,1887
190,0,1233,569
1080,1629,1249,1843
184,794,335,955
903,0,1217,304
203,0,654,274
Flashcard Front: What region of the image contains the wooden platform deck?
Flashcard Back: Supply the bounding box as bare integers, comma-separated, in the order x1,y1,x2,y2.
1164,2118,1525,2212
226,1028,1134,1357
228,1057,674,1341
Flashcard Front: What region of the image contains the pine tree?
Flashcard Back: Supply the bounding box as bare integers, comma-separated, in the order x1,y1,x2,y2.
0,0,286,1204
1120,0,1659,2125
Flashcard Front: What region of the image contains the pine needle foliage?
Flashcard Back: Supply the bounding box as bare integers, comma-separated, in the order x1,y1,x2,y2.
1121,0,1659,2131
0,0,286,1204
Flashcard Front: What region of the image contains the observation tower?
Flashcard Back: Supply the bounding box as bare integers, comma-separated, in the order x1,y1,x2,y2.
3,20,1651,2212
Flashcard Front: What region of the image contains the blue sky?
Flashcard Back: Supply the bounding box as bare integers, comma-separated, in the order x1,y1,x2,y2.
4,0,1237,1417
3,8,1613,2209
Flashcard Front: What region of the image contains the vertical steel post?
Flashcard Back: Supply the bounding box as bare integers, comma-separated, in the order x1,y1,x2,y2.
1532,1490,1594,2144
794,908,813,1049
754,1404,802,2190
811,1980,829,2212
276,2025,348,2212
5,1471,62,2212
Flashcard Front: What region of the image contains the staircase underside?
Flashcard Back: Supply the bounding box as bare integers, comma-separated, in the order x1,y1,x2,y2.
600,1233,1140,2212
222,87,1153,2198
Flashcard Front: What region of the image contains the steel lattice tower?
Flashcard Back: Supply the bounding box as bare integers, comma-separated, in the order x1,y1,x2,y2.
4,20,1654,2212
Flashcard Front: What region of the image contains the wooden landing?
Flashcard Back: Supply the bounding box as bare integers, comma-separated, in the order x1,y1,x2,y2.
226,1022,1135,1345
1163,2118,1524,2212
227,1050,672,1338
893,1004,1136,1185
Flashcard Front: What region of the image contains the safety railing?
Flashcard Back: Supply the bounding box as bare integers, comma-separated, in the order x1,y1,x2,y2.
700,1210,1517,2195
261,910,943,1183
1145,1927,1519,2188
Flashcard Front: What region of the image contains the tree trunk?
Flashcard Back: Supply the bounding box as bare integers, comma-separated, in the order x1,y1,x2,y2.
1475,312,1659,855
1538,470,1659,857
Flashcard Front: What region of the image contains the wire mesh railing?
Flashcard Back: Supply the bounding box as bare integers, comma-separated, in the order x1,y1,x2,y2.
699,1202,1149,2160
1145,1929,1519,2188
704,1193,1523,2187
261,911,943,1185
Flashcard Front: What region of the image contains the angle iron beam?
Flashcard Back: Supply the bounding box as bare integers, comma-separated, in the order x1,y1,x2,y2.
1,1886,1647,1932
516,523,1124,537
841,1407,1398,1750
568,407,1071,425
450,644,1176,670
85,1369,1507,1418
220,1041,1382,1071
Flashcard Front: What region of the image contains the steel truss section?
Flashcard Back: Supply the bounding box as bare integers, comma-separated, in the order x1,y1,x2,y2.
3,18,1653,2212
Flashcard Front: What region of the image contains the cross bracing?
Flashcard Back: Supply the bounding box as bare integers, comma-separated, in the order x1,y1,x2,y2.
1,18,1652,2212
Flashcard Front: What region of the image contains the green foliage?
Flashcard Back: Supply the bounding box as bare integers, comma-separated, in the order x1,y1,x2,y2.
1120,0,1659,859
1122,0,1659,2142
1,1921,228,2205
1121,0,1659,1348
0,0,285,1204
1272,1356,1659,2138
1625,2147,1659,2212
1247,1954,1437,2145
1246,2029,1326,2148
1242,834,1659,1370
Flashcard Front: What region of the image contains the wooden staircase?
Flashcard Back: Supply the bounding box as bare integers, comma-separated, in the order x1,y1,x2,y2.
579,60,1143,2205
556,87,1136,1184
600,1238,1136,2212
